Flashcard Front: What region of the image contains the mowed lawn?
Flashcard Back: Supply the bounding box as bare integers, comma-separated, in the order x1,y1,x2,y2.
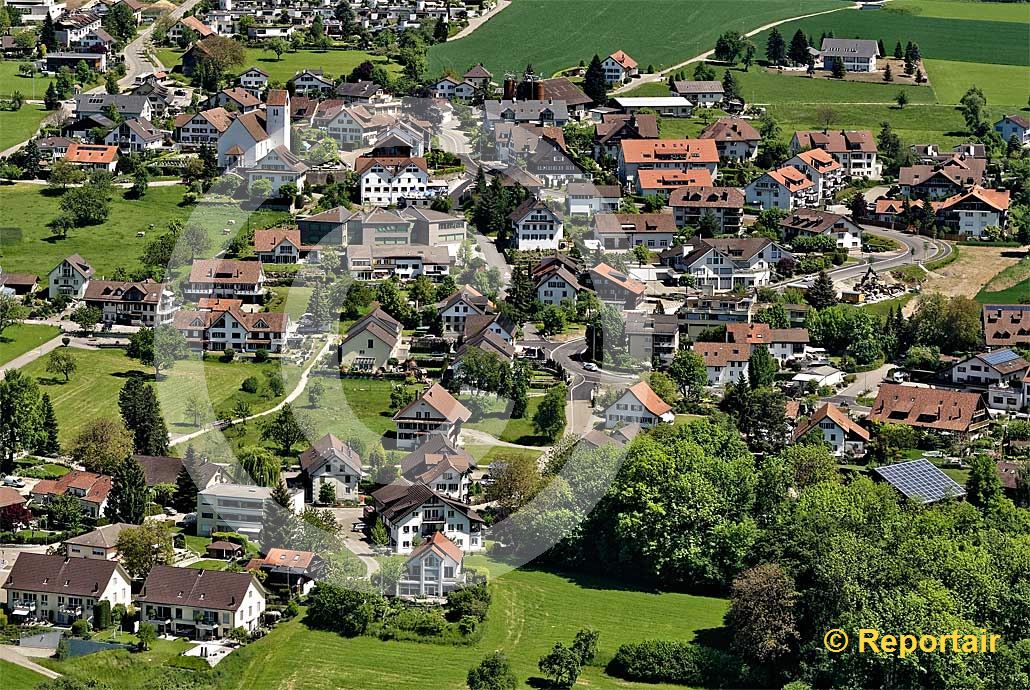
890,0,1030,23
429,0,841,78
20,347,300,445
0,184,290,279
0,323,60,366
157,47,401,83
0,104,49,151
463,394,548,446
216,565,730,690
923,59,1029,106
752,11,1029,67
0,659,49,690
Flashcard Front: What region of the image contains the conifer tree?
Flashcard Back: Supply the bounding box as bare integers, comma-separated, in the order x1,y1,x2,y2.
37,393,60,457
106,457,148,524
583,54,607,105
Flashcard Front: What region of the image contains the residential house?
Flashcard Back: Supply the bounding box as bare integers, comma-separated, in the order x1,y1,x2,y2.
344,244,453,282
253,229,318,264
670,80,724,107
746,166,815,210
133,454,226,491
184,259,266,303
237,67,269,96
779,209,864,250
337,306,402,371
463,64,492,90
196,483,303,539
74,93,152,122
241,144,309,195
601,50,638,84
509,197,564,251
899,155,986,199
64,143,119,173
592,212,677,251
950,348,1029,387
334,80,387,105
611,97,692,118
395,531,467,599
726,322,809,365
588,262,646,309
566,182,622,217
173,304,288,353
483,99,570,130
433,76,476,100
935,186,1010,237
138,566,266,639
54,11,101,46
676,291,756,340
103,118,164,153
817,38,879,72
593,113,659,159
692,341,750,385
534,263,583,306
370,482,484,554
173,108,233,147
669,186,745,234
393,383,472,451
524,133,587,188
660,237,791,292
250,549,324,595
291,69,334,96
437,285,495,337
462,313,517,344
634,168,714,197
792,403,870,457
167,15,214,42
355,155,435,206
784,148,845,203
995,114,1030,147
34,136,73,165
604,380,674,428
983,304,1030,349
618,138,719,186
625,312,680,366
866,383,990,436
791,130,881,179
298,434,364,502
3,554,131,624
204,87,261,113
47,254,93,299
30,470,112,519
399,435,475,502
699,117,760,162
63,523,133,560
83,279,175,327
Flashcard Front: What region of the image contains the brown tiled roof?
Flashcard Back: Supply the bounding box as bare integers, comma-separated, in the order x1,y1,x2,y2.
867,383,989,433
700,117,760,143
624,381,672,417
899,158,986,188
220,86,259,108
464,63,492,79
793,147,841,172
794,129,877,154
139,565,260,611
233,111,269,143
510,196,563,223
132,455,183,486
260,548,318,570
539,77,592,107
983,305,1030,348
188,259,263,285
374,483,481,524
727,322,809,344
84,279,168,304
595,113,659,143
589,263,646,296
936,186,1010,212
298,433,362,474
608,50,637,69
253,228,311,253
400,435,474,484
635,168,713,190
266,89,288,106
406,531,464,564
692,341,749,366
173,307,287,334
393,383,471,424
779,209,855,235
64,523,134,549
456,329,516,360
179,15,213,37
354,156,428,175
793,403,870,442
0,486,26,508
3,554,127,597
668,185,744,209
620,138,718,164
32,470,112,504
594,213,677,235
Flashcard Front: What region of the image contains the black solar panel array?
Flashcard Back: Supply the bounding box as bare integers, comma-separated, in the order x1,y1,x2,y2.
873,459,966,504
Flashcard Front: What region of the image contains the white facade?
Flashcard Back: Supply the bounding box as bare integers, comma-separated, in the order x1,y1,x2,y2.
512,205,564,251
48,257,91,299
5,559,131,625
387,499,484,555
359,162,431,206
603,389,674,429
196,484,303,540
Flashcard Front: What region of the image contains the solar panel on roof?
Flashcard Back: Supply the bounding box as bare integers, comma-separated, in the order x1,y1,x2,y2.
873,459,966,504
981,349,1019,366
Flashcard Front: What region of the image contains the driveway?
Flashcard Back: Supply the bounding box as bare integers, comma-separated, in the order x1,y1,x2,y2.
330,506,380,576
827,362,894,405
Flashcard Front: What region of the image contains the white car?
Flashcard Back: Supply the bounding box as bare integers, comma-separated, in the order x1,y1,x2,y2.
582,362,599,372
2,475,25,488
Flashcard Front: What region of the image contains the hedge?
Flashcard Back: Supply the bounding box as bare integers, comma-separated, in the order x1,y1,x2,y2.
607,640,744,687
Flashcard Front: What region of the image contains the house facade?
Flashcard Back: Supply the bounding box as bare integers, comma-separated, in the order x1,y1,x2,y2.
510,197,564,251
48,254,93,299
3,554,131,625
371,483,484,555
604,381,674,428
138,566,266,639
792,403,869,457
392,383,472,451
669,186,745,234
602,50,638,84
173,306,288,354
395,532,467,599
83,279,176,326
299,433,364,502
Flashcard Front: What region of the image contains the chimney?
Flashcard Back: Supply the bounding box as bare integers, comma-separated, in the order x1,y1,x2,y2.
534,80,545,101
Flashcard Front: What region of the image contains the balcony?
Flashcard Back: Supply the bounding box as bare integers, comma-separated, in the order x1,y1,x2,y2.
11,600,37,615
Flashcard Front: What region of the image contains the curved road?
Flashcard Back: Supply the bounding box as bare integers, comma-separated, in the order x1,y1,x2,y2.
813,226,951,284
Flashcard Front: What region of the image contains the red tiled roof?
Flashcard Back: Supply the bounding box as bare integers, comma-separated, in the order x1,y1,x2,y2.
867,383,989,433
625,381,672,417
692,341,749,366
65,143,118,164
608,50,637,70
620,138,719,165
793,403,870,442
393,383,472,424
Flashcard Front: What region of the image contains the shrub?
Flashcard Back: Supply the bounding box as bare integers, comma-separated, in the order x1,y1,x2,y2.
241,376,260,393
446,583,490,622
71,619,90,637
211,531,250,548
457,615,478,636
608,640,744,687
306,583,387,637
92,600,112,630
284,600,301,620
572,628,600,665
253,348,270,363
221,348,236,363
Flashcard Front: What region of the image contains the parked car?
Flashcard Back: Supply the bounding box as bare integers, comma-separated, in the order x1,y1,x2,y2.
2,475,25,488
583,362,599,372
163,506,177,516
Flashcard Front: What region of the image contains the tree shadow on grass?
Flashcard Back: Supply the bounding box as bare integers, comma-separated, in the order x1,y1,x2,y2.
35,376,67,386
112,369,152,381
525,678,554,689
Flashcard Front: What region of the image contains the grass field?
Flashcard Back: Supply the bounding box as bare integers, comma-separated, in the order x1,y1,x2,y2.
463,394,548,446
429,0,841,78
0,659,48,690
0,184,290,279
20,347,300,445
753,11,1029,68
156,48,401,83
923,59,1029,106
861,293,916,318
0,104,49,152
188,559,229,570
890,0,1030,23
977,279,1030,304
0,323,60,366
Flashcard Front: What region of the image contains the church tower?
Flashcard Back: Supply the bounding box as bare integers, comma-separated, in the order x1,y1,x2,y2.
266,89,290,151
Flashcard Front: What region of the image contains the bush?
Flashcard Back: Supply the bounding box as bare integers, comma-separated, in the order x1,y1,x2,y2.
283,600,301,620
446,583,490,622
71,619,91,637
253,348,270,363
210,531,250,548
221,348,236,363
92,600,111,630
241,376,260,393
306,583,387,637
608,640,744,687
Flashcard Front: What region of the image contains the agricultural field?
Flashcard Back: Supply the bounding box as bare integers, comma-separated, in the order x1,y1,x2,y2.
429,0,842,78
890,0,1029,23
0,323,60,366
922,59,1028,107
0,184,289,279
19,347,301,445
156,48,401,83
